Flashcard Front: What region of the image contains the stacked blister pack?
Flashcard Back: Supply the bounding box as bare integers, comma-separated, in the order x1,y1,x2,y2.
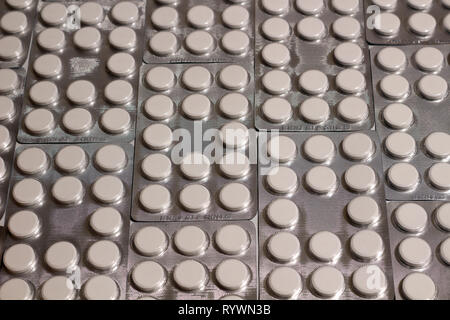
0,0,448,301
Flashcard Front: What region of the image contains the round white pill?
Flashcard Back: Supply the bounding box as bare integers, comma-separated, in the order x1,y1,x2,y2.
6,0,34,9
444,13,450,33
181,66,212,91
133,226,168,257
261,17,290,41
267,232,300,263
79,2,104,25
347,196,381,226
83,275,118,300
132,261,166,292
219,183,251,211
332,0,359,15
219,152,250,179
111,1,139,25
336,69,366,94
145,66,175,92
62,108,93,134
436,203,450,231
220,295,243,300
221,30,250,55
95,145,127,172
7,210,40,239
337,96,369,123
40,3,67,26
73,27,101,50
143,123,172,150
428,163,450,191
299,97,330,124
385,132,416,159
401,273,436,300
12,178,44,206
261,0,289,15
373,13,401,36
261,97,292,123
219,122,249,149
219,93,249,119
149,31,178,56
297,17,326,41
180,152,210,180
0,96,15,121
342,133,375,161
305,166,337,194
266,166,298,194
66,80,96,105
185,30,215,55
408,13,436,36
261,43,290,67
415,47,444,72
144,95,174,120
418,75,448,100
309,231,342,262
266,199,299,229
387,163,420,191
262,70,291,95
179,184,210,212
45,241,78,272
303,135,335,163
0,69,19,94
395,203,428,233
141,153,172,181
334,42,364,67
408,0,432,9
267,135,297,163
267,267,302,299
173,260,208,291
382,103,414,129
151,6,178,30
215,259,250,291
295,0,324,15
0,36,23,60
29,81,59,105
139,184,171,213
380,74,410,100
100,108,131,134
16,147,48,175
51,176,84,205
299,70,328,95
0,278,33,300
24,109,55,135
33,54,62,78
91,175,124,204
55,145,87,173
187,5,214,29
332,17,361,40
311,266,345,298
345,164,378,193
37,28,65,51
40,276,75,300
377,47,407,72
90,207,123,237
215,224,250,255
398,237,432,268
3,243,36,274
87,240,121,271
440,238,450,265
222,5,249,29
104,80,133,104
109,26,136,50
372,0,398,10
174,226,208,256
1,11,28,34
424,132,450,159
352,265,388,298
219,65,249,90
350,230,384,261
107,52,136,77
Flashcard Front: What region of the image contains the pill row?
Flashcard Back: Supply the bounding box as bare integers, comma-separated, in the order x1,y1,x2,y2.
126,221,257,300
0,143,133,300
0,0,37,68
255,0,374,132
386,201,450,300
259,132,393,299
144,0,254,63
365,0,450,45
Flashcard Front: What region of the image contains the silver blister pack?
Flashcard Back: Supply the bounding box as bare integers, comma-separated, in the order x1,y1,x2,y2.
258,131,394,300
0,142,134,300
143,0,254,64
364,0,450,45
386,201,450,300
0,68,25,219
131,63,258,222
17,0,147,144
0,0,37,68
126,220,257,300
369,45,450,201
255,0,375,132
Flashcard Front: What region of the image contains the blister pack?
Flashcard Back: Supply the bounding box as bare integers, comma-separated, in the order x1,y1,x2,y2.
365,0,450,45
255,0,375,132
0,68,25,219
258,131,394,299
369,45,450,201
126,220,257,300
0,0,37,68
17,0,147,144
386,201,450,300
131,63,257,222
143,0,254,64
0,143,134,300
